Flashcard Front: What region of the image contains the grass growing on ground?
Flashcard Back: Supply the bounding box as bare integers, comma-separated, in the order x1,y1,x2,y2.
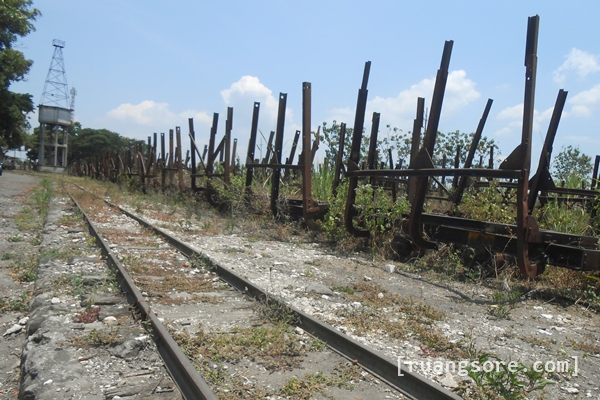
69,327,123,348
173,321,341,399
175,323,325,371
488,290,523,319
0,291,29,314
10,253,38,283
280,362,363,399
329,281,464,357
458,353,555,400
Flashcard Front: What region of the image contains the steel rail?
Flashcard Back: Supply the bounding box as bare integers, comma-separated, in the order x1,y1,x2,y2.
72,184,461,400
67,190,218,400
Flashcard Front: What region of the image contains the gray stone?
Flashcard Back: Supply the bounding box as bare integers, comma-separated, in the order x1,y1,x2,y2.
104,381,158,397
98,306,130,320
108,339,143,359
29,293,52,312
81,275,109,285
382,263,396,273
305,283,333,296
439,372,458,388
67,256,102,265
3,323,23,336
80,294,123,306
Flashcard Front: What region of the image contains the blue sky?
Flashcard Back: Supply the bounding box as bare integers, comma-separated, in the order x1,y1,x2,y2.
10,1,600,167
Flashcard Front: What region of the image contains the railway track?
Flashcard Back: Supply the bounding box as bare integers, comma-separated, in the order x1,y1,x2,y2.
68,183,461,399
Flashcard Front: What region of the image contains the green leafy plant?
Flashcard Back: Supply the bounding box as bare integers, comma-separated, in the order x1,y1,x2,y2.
466,353,554,400
8,235,23,242
488,290,522,319
460,180,514,224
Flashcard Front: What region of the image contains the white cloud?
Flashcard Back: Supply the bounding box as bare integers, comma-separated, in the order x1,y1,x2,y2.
497,104,523,120
325,107,355,126
220,75,280,123
362,70,479,129
567,83,600,117
564,135,600,145
494,103,555,137
553,48,600,84
107,100,212,127
106,77,304,163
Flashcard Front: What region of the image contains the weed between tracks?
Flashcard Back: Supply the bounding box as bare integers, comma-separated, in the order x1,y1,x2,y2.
173,323,360,399
280,362,363,398
53,272,119,297
327,281,465,358
69,327,124,348
72,306,101,323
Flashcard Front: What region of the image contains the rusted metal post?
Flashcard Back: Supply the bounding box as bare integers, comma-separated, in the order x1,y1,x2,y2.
176,127,184,192
407,98,425,203
367,112,380,170
441,153,447,188
152,133,158,178
332,123,346,196
344,61,371,237
451,145,461,188
207,113,218,175
160,133,166,189
270,93,287,218
367,112,380,187
245,102,260,197
453,98,493,205
528,89,567,213
310,126,320,164
592,155,600,190
189,119,196,191
515,15,539,277
263,130,275,164
284,130,301,180
224,107,233,185
169,129,174,186
301,82,318,229
388,148,397,202
147,136,152,176
408,40,453,250
231,138,237,173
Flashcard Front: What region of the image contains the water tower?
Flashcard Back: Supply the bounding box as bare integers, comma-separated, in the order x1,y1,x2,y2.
37,39,72,172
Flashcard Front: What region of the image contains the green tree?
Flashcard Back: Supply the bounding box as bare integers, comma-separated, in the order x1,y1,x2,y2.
322,120,353,164
69,126,132,162
322,121,410,168
0,0,40,153
434,130,499,169
552,145,592,188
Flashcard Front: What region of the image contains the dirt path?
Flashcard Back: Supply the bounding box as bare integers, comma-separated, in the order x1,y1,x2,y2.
0,172,40,398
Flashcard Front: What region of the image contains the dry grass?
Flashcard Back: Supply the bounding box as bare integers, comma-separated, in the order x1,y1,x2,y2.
68,327,125,348
518,335,556,350
157,293,221,305
173,322,324,372
280,362,363,399
567,339,600,354
329,281,466,358
133,274,217,296
73,307,101,323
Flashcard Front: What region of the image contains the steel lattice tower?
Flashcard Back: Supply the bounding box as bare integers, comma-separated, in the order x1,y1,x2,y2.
37,39,73,171
40,39,70,108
